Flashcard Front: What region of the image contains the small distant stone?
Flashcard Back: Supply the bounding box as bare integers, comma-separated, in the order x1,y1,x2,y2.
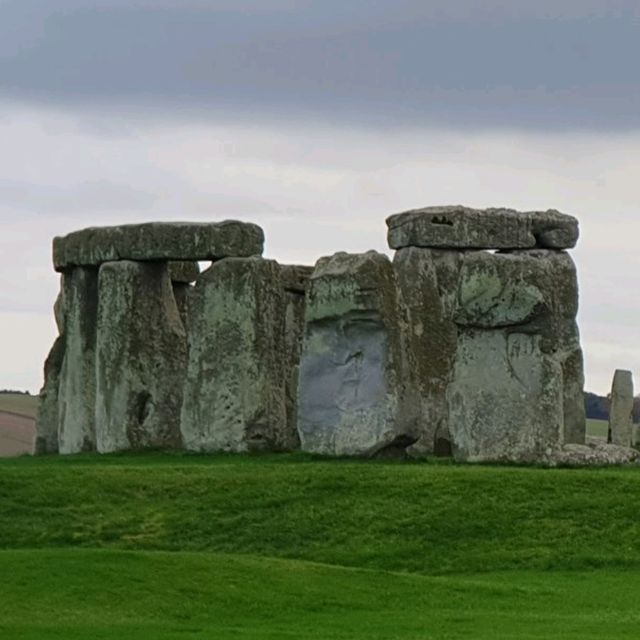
608,369,634,447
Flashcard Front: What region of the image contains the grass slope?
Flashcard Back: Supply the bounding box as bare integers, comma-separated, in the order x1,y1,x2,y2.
2,454,640,638
2,454,640,574
0,393,38,418
2,549,640,639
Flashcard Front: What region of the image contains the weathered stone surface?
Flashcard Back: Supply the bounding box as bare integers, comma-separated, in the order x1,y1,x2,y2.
530,209,579,249
448,331,564,462
387,206,534,250
454,252,546,328
36,286,67,454
57,267,99,454
387,205,579,250
181,257,289,452
393,247,462,454
169,261,200,283
280,265,313,450
452,250,586,447
608,369,634,447
53,221,264,271
297,251,418,457
172,283,192,329
543,442,639,467
95,261,187,452
35,336,64,455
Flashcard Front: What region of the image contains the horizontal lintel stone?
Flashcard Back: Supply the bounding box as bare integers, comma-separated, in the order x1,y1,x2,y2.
53,220,264,271
386,205,578,250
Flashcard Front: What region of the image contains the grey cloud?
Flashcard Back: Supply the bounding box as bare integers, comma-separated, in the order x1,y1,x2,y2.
0,1,639,130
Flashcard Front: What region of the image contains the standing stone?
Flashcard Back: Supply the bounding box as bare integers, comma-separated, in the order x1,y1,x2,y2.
297,251,418,457
57,267,99,454
35,336,64,454
393,247,462,454
447,249,583,461
280,265,313,450
180,257,288,452
35,286,67,454
608,370,634,447
95,260,187,452
448,331,564,462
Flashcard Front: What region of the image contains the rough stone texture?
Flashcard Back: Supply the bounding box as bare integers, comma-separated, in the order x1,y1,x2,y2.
95,261,187,453
172,283,192,330
280,264,313,450
56,267,99,454
452,250,586,448
446,249,585,461
530,210,579,249
393,247,462,454
35,336,64,454
53,221,264,271
543,442,639,467
35,286,66,454
181,257,289,452
387,205,579,251
297,251,418,457
387,206,534,250
169,261,200,283
448,330,564,462
608,369,634,447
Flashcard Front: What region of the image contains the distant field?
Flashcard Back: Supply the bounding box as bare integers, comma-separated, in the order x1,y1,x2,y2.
0,394,36,457
2,454,640,637
0,393,39,418
587,418,608,439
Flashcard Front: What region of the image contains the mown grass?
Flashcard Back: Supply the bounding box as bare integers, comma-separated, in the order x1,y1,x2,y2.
587,418,608,439
2,549,640,639
2,453,640,638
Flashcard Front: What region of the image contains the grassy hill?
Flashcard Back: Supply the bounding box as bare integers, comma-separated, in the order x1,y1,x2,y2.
2,453,640,638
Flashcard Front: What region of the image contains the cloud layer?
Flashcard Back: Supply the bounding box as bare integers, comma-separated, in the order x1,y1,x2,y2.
1,1,639,129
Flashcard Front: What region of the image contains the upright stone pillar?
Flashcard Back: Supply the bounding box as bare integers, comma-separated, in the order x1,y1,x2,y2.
180,257,288,452
393,247,462,454
297,251,418,457
386,205,585,462
57,267,99,454
35,287,66,454
280,265,313,451
608,370,634,446
95,261,187,452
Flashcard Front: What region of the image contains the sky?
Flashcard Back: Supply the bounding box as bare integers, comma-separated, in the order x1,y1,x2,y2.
0,0,639,394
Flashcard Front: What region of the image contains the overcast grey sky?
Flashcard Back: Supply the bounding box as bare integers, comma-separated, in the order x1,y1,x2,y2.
0,0,639,394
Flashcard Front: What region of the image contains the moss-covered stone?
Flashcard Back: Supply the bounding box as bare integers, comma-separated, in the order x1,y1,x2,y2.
95,261,187,452
608,369,634,447
56,267,99,454
53,221,264,271
386,205,579,250
180,257,289,452
297,251,418,457
393,247,462,455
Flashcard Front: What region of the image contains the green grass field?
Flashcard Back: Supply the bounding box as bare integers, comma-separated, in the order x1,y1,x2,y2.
0,393,38,418
2,453,640,638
